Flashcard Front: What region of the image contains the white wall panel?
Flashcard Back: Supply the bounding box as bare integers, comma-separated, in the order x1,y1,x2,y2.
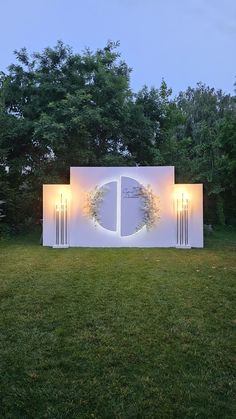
43,167,203,248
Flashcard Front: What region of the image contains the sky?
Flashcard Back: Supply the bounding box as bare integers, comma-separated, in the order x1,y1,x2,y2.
0,0,235,96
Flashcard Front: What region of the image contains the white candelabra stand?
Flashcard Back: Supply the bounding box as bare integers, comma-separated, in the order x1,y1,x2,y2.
176,193,191,248
53,193,69,248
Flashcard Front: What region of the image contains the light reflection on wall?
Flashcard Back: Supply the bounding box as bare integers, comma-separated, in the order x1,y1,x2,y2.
43,168,203,248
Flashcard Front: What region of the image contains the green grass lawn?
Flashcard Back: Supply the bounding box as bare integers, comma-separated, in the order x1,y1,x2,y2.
0,229,235,418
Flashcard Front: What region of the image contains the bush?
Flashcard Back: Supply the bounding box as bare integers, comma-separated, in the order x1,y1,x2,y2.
0,223,11,241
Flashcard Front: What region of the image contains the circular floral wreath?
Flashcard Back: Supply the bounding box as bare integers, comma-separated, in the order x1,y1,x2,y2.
83,185,107,225
84,183,160,230
137,184,161,231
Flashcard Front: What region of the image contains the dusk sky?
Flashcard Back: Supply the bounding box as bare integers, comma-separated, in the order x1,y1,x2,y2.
1,0,235,96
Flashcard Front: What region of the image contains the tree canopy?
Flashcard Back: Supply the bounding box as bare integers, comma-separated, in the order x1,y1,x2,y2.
0,41,235,232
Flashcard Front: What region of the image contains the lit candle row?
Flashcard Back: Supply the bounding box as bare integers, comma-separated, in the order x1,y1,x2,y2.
176,193,189,246
55,194,68,246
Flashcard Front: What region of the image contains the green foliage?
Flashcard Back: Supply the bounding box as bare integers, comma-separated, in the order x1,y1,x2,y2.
0,200,5,220
0,41,132,229
0,42,235,230
173,83,236,224
0,222,11,240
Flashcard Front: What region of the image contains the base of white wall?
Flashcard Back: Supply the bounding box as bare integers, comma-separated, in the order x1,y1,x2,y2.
52,245,69,249
176,245,191,249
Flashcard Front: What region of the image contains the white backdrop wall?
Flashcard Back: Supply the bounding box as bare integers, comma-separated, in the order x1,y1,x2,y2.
43,166,203,248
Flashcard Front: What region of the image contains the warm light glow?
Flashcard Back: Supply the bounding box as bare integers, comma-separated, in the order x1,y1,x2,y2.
174,187,191,247
174,190,190,202
42,185,71,248
54,192,69,247
43,168,203,248
177,193,190,212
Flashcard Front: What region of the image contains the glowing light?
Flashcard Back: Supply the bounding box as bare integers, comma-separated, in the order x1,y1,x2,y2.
175,191,191,248
54,192,69,248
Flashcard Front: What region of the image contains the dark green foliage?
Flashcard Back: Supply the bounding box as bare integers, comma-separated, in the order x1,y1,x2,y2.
0,42,235,230
0,41,133,230
174,84,236,224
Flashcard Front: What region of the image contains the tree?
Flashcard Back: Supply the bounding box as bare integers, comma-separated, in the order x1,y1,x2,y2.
124,81,172,165
175,83,236,224
0,41,134,229
0,42,235,230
